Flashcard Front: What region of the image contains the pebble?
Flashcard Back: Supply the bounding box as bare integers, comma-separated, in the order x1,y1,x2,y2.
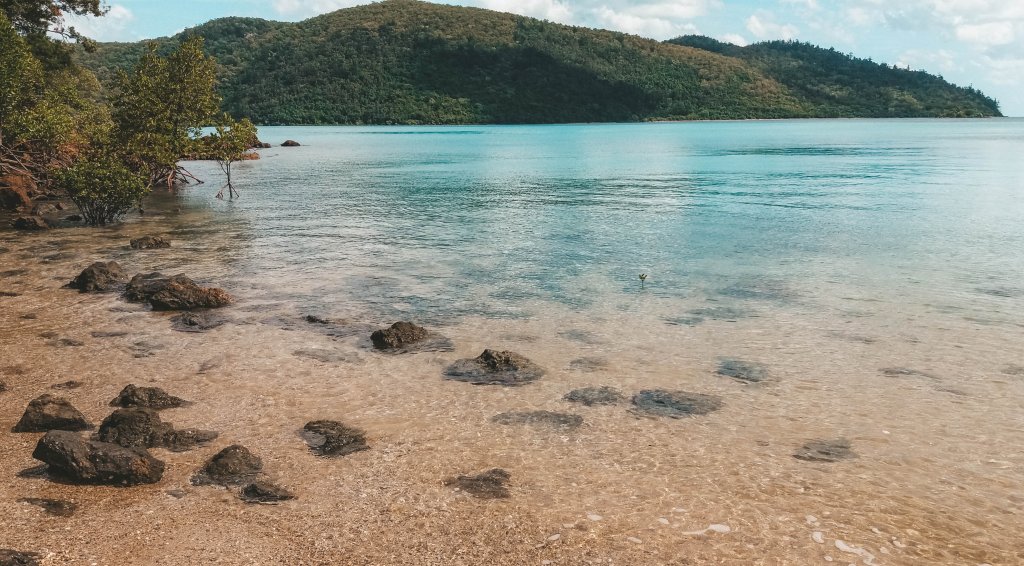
707,524,731,534
587,513,603,521
812,532,825,544
806,514,819,525
547,534,560,542
626,537,642,544
658,518,670,525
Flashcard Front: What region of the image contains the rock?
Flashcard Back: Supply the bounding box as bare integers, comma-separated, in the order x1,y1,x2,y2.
281,140,301,147
18,497,77,517
64,214,83,223
50,380,84,390
31,203,58,216
302,420,369,457
110,384,190,410
794,438,857,462
443,349,545,386
125,272,232,311
305,314,330,324
0,381,7,393
563,386,624,406
130,235,171,250
12,216,48,231
0,174,35,211
370,321,429,350
31,430,165,486
630,390,724,418
97,407,217,452
567,357,609,372
0,291,19,297
240,481,296,504
491,411,583,430
0,549,40,566
717,359,769,383
68,261,128,293
13,394,92,433
171,311,228,333
443,468,511,499
191,445,262,486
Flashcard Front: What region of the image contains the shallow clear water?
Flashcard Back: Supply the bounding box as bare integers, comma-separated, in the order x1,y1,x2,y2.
1,119,1023,565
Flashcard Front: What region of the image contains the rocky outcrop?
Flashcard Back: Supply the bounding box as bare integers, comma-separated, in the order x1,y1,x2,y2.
443,349,545,386
125,272,232,311
302,420,369,457
370,321,429,350
443,468,511,499
281,140,301,147
630,390,723,418
11,216,48,231
110,384,190,410
96,407,217,452
68,261,128,293
0,174,35,211
130,236,171,250
13,394,92,433
192,445,262,486
563,386,624,406
240,481,296,504
31,430,165,486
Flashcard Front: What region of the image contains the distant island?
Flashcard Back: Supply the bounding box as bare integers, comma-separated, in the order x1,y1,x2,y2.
79,0,1001,125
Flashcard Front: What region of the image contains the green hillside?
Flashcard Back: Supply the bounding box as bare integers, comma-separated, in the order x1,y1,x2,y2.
78,0,1001,124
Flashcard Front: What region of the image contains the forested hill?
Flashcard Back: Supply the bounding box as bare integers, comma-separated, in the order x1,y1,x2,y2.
78,0,1001,125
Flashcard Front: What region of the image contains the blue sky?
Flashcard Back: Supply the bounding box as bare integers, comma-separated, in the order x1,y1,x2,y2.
68,1,1024,115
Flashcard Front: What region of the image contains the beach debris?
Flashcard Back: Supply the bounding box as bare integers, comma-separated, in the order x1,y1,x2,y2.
630,389,723,418
130,236,171,249
490,410,583,430
125,272,232,311
563,386,624,406
444,349,545,386
32,430,165,486
192,445,262,486
443,468,511,499
97,407,218,452
67,261,127,293
13,394,92,433
240,481,296,504
302,420,369,457
717,359,769,383
793,438,857,462
110,384,190,410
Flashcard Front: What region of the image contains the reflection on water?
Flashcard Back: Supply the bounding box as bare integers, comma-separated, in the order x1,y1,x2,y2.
1,119,1023,564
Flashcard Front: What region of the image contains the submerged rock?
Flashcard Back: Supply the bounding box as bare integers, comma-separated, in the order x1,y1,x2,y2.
18,497,78,517
0,549,40,566
192,445,262,486
1000,364,1024,376
125,272,232,311
240,481,296,504
302,420,369,457
12,216,48,231
793,438,857,462
31,430,165,486
97,407,217,452
68,261,127,293
880,367,939,380
371,321,429,350
630,390,724,418
443,349,545,386
50,380,84,390
491,411,583,430
130,236,171,250
443,468,511,499
567,357,609,372
171,311,228,333
717,359,769,384
563,386,624,406
13,394,92,433
110,384,190,410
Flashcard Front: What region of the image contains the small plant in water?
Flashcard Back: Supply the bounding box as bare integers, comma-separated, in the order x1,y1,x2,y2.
639,273,647,289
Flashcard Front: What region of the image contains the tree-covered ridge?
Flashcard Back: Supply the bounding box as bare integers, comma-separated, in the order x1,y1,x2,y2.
79,0,1001,124
669,35,1000,118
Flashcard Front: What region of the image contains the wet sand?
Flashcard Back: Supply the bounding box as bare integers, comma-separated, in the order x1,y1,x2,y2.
1,218,1022,565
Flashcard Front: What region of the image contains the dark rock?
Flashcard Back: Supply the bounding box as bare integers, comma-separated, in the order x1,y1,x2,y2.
50,380,84,390
567,357,609,372
192,445,262,486
0,269,29,277
64,214,83,223
443,349,545,386
630,390,724,418
171,311,228,333
240,481,296,504
68,261,128,293
130,236,171,250
443,468,511,499
793,438,857,462
162,428,220,452
128,341,164,358
371,321,429,350
13,394,92,433
0,381,7,393
717,359,769,383
97,407,217,452
305,314,330,324
563,386,624,406
302,420,369,457
110,384,190,410
48,337,85,348
491,411,583,430
12,216,48,231
31,430,165,486
18,497,77,517
126,272,232,310
0,291,20,297
0,549,40,566
38,331,58,339
281,140,301,147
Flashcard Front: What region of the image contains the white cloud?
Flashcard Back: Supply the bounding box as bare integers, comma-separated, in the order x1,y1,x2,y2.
954,21,1015,46
271,0,364,17
720,33,748,46
63,4,136,42
745,12,799,40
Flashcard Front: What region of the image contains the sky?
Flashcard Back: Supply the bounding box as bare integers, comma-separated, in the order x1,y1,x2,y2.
66,0,1024,116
